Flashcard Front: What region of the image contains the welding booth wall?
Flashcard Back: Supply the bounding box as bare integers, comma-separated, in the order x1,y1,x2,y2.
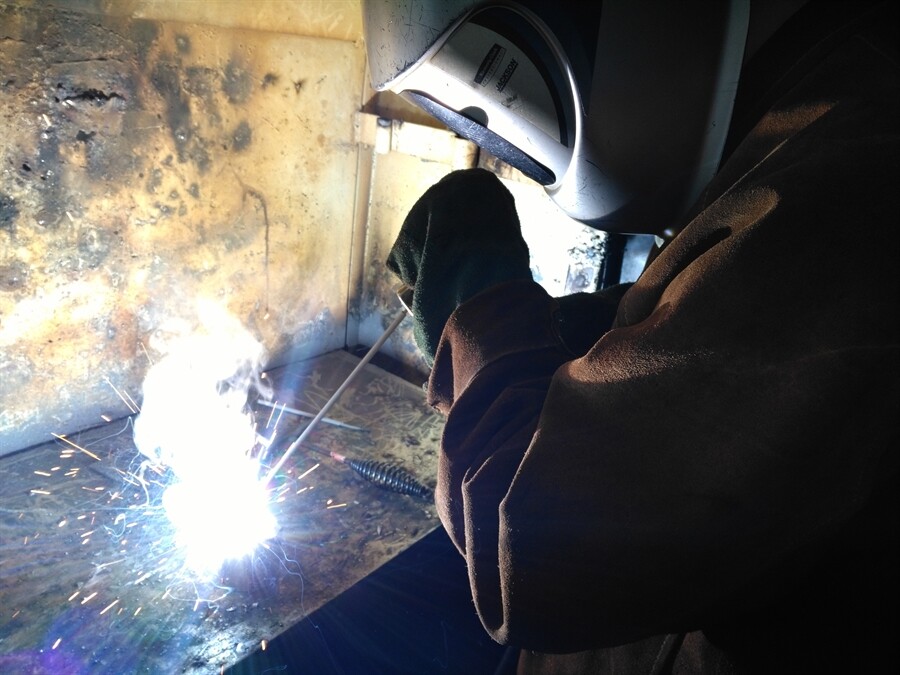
0,0,373,455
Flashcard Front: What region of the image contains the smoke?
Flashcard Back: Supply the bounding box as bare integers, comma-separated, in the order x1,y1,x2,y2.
132,299,276,571
133,300,268,475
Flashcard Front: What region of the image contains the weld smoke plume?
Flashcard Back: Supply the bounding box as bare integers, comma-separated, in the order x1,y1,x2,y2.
132,300,276,571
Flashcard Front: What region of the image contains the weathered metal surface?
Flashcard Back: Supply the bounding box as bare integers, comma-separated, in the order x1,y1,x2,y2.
0,2,366,454
0,350,443,674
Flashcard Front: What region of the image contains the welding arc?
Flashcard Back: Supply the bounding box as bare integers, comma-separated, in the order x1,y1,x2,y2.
264,306,408,484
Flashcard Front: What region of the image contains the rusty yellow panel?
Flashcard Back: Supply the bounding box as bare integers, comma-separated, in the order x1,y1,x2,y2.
6,0,364,41
0,4,366,454
356,152,460,374
349,113,477,374
130,0,364,41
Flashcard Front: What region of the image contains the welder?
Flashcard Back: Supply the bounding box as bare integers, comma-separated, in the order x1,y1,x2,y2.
384,2,899,672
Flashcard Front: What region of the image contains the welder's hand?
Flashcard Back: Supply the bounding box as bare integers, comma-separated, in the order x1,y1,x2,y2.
387,168,532,364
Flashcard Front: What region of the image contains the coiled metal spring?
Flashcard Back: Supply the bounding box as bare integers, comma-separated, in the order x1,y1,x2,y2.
343,458,431,499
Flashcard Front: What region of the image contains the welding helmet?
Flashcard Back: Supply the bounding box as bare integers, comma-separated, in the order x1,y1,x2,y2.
362,0,750,235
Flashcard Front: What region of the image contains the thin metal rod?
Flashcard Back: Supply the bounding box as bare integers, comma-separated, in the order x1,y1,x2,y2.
264,308,408,484
255,400,367,432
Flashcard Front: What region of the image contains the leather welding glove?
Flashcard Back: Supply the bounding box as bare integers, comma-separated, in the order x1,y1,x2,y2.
386,168,533,364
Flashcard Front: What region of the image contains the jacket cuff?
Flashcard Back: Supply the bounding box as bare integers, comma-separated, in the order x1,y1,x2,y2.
427,279,566,413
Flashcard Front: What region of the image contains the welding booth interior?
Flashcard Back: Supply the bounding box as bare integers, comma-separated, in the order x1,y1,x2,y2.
1,0,852,670
0,0,645,459
0,0,652,673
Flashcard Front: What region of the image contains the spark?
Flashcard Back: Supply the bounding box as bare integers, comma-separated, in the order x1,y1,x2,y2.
140,341,154,365
68,591,80,602
33,470,52,477
52,638,62,650
105,376,139,413
81,592,98,604
51,433,101,461
99,599,120,615
296,463,320,481
29,489,51,495
93,559,124,572
326,502,347,509
264,402,280,428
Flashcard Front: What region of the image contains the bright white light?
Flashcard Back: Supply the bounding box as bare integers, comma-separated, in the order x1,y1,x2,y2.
163,460,277,573
133,300,276,573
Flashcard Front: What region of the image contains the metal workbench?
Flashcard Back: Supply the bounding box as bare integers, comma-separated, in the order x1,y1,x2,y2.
0,350,444,673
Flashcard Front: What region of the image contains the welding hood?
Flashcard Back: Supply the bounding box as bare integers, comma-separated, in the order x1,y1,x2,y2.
363,0,750,235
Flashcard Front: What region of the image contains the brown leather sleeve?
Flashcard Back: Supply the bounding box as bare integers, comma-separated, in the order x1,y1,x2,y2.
427,12,900,656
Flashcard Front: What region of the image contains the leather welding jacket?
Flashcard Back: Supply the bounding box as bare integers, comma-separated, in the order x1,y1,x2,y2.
425,3,899,673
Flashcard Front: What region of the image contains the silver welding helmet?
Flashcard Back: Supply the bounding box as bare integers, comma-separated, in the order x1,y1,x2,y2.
363,0,750,235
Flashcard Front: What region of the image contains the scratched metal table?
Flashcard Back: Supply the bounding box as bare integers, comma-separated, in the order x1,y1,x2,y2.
0,350,444,674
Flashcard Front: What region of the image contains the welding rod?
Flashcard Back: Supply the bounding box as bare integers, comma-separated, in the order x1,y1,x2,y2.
264,293,411,484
